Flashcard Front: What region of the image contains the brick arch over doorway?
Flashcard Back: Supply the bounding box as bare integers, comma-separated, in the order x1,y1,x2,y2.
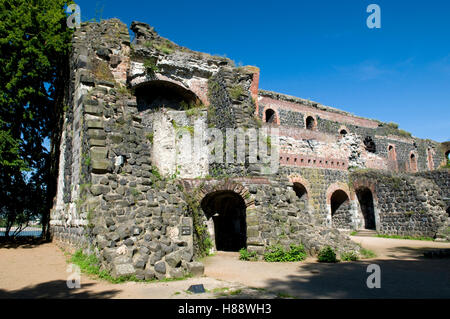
180,179,254,209
326,182,354,229
288,175,311,202
180,179,254,252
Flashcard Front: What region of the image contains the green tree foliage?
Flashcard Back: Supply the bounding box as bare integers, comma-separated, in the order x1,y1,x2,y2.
0,0,72,238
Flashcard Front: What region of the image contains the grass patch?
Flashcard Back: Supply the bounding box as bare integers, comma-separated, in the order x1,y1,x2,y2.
229,289,242,296
360,248,377,259
143,58,159,73
340,251,359,261
263,244,307,262
350,230,358,236
239,248,258,261
154,40,175,54
376,234,434,241
228,84,244,100
277,292,296,299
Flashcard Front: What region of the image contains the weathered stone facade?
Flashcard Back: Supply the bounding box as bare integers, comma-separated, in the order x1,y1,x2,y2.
50,19,450,279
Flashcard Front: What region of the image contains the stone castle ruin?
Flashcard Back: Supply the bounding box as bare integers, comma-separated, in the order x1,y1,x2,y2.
50,19,450,279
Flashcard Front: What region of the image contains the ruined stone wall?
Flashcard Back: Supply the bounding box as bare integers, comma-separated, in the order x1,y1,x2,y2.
350,170,448,237
258,90,445,174
50,18,448,280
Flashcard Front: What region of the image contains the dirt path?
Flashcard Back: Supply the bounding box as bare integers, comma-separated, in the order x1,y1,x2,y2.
1,237,449,298
204,236,450,298
0,242,272,299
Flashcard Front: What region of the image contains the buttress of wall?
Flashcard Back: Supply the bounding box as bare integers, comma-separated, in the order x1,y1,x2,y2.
51,19,132,230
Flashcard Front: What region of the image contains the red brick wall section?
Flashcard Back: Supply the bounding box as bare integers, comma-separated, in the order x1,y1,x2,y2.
248,67,260,115
267,125,337,143
259,96,379,129
279,152,348,171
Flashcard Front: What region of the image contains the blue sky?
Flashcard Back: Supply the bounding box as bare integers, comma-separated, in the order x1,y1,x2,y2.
74,0,449,142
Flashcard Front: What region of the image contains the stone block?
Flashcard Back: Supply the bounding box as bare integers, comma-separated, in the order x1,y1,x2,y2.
113,263,135,277
89,139,106,147
154,261,166,274
186,262,204,277
90,146,108,160
165,250,183,268
87,129,106,139
91,159,111,173
85,105,102,115
87,120,104,129
169,267,185,279
90,184,109,196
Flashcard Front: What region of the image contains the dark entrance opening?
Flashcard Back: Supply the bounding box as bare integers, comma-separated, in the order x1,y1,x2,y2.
201,190,247,251
306,116,315,130
330,190,351,228
265,109,276,123
446,206,450,217
135,80,200,111
356,188,376,230
363,136,376,153
293,182,308,201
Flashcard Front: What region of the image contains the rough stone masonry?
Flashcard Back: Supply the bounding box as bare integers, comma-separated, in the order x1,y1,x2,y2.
50,19,450,279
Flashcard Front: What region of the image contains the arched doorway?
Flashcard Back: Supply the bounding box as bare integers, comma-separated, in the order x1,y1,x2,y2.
356,188,376,230
306,116,316,130
330,190,352,229
265,108,276,123
201,190,247,251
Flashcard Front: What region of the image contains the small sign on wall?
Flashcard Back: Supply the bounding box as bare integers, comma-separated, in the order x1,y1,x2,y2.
181,226,191,236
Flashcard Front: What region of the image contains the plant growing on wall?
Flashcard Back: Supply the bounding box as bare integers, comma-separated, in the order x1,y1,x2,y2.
143,58,159,74
181,184,212,258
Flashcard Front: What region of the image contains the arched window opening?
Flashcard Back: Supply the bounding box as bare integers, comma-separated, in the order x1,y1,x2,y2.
135,80,200,112
339,129,348,136
306,116,316,130
265,109,276,123
388,145,396,160
293,182,308,201
410,153,418,172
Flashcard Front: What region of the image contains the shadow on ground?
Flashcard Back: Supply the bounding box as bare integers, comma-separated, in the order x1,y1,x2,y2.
259,258,450,299
383,246,450,259
0,237,49,249
0,280,120,299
